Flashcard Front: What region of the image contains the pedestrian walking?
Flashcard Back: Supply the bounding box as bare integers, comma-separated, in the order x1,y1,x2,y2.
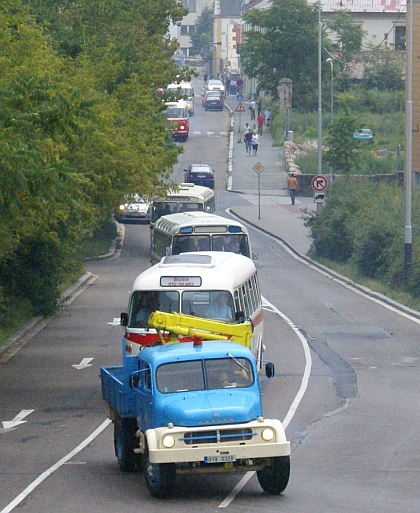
244,129,253,155
249,99,256,120
287,173,298,205
264,108,272,131
252,131,259,155
257,97,262,116
257,113,264,135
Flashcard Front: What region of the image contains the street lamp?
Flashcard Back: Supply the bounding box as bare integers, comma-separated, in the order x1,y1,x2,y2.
326,58,334,181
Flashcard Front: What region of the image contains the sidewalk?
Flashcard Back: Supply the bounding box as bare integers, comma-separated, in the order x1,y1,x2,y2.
224,97,315,256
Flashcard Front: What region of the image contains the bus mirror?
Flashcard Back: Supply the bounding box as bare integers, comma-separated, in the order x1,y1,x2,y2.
265,362,275,378
235,311,245,321
165,246,171,256
120,312,128,326
252,251,258,260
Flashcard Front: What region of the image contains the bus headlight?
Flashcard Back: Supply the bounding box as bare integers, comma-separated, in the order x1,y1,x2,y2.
262,428,274,441
162,435,175,448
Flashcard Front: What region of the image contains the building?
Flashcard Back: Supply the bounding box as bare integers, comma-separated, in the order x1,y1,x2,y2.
176,0,213,59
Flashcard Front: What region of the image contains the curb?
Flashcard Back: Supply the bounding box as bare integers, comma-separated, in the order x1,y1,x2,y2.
0,224,125,363
231,207,420,322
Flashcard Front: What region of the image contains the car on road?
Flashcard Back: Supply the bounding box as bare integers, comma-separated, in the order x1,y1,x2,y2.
202,91,224,111
206,79,225,94
184,164,215,189
116,194,150,223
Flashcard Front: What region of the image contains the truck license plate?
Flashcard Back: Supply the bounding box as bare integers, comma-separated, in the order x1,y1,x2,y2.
204,455,236,463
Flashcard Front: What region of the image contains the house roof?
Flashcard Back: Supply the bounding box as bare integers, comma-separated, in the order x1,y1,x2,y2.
307,0,406,13
219,0,243,16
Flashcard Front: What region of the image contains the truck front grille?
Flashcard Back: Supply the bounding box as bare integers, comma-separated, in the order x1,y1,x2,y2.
181,428,254,445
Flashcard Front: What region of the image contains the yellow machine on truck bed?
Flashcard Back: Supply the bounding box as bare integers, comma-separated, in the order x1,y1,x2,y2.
147,310,254,349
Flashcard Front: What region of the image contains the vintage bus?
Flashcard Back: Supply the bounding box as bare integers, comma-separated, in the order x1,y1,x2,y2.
166,82,194,115
165,99,189,142
151,211,256,265
122,252,264,362
150,183,215,230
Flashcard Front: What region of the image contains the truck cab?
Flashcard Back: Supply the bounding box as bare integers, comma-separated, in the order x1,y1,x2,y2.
100,336,290,499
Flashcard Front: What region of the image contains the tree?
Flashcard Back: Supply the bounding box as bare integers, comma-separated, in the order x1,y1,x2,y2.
189,5,214,57
325,108,361,174
363,46,404,91
326,10,366,76
240,0,326,111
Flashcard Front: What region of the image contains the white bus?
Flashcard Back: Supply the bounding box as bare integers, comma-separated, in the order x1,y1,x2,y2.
166,82,195,115
122,252,264,361
151,211,256,265
150,183,215,229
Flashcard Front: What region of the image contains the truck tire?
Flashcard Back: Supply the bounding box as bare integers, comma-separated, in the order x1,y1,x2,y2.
143,447,176,498
114,416,140,473
257,455,290,495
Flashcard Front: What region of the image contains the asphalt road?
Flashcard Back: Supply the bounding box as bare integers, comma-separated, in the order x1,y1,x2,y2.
1,77,419,512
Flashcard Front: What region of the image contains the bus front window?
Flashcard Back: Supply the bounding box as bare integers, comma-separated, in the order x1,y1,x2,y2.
128,290,180,327
182,290,234,323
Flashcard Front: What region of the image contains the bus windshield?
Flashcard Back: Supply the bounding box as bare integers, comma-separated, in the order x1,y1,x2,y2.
128,289,235,328
171,234,250,257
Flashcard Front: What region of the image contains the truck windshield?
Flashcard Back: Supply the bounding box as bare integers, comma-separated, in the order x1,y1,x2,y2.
156,357,254,394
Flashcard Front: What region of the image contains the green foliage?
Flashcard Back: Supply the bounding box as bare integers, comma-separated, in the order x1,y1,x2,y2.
0,0,189,323
362,46,404,91
240,0,324,110
307,180,419,291
326,10,366,72
325,108,361,173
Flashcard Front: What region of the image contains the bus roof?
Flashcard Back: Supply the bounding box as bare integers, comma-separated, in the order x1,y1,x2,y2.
152,184,214,202
131,252,257,293
154,212,248,235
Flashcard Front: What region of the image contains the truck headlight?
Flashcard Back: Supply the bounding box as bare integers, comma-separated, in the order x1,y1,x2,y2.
162,435,175,448
262,428,274,441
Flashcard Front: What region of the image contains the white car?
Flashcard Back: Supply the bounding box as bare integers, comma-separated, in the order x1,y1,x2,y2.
116,194,150,223
207,79,225,93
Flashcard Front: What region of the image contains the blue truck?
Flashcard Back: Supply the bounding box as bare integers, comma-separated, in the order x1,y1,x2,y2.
100,313,291,498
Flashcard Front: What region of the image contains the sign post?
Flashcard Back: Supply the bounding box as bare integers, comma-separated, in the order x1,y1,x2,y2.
253,162,265,219
311,175,328,212
235,102,246,136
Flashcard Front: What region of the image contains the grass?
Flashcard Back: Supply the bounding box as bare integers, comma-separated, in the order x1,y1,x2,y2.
313,256,420,313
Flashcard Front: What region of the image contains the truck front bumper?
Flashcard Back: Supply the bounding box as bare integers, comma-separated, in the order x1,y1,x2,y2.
145,418,290,465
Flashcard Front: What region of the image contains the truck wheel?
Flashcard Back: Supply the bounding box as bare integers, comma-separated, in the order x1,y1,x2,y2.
114,416,139,472
257,456,290,495
143,447,175,498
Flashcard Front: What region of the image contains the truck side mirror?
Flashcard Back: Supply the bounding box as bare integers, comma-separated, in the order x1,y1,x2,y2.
120,312,128,327
129,372,140,389
252,251,258,260
265,362,275,378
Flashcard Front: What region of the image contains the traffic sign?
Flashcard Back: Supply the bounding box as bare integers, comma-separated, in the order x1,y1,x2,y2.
236,94,243,101
236,79,244,87
253,162,264,174
311,175,328,191
235,102,246,113
223,68,229,75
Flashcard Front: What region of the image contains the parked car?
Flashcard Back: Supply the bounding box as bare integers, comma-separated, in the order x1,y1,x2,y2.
202,91,224,111
353,128,374,142
184,164,215,189
116,194,150,223
206,79,225,94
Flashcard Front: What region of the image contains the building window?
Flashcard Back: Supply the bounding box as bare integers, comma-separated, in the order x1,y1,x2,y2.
395,26,406,51
181,0,196,13
180,25,195,35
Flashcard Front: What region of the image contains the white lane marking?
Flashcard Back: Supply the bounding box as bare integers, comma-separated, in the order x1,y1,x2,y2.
2,410,34,430
218,296,312,508
229,207,420,326
0,419,111,513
